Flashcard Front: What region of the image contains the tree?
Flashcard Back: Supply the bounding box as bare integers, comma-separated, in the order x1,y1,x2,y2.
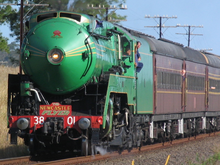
0,41,19,66
47,0,69,11
3,0,126,44
68,0,127,22
0,33,9,53
8,41,19,66
3,0,69,42
0,5,14,53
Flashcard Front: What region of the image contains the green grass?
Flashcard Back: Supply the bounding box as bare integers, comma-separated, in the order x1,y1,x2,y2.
185,150,220,165
201,152,220,165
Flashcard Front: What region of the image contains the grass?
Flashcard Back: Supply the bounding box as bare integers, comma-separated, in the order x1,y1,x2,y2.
0,65,29,159
200,146,220,165
202,152,220,165
187,153,220,165
185,144,220,165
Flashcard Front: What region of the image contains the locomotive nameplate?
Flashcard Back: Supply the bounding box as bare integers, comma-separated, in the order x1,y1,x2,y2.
40,102,72,116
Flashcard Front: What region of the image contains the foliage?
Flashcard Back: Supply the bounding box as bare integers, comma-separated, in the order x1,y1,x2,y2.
0,33,9,53
2,0,70,42
0,42,19,66
2,0,126,43
46,0,69,11
0,5,14,53
8,41,19,66
0,4,13,24
68,0,127,22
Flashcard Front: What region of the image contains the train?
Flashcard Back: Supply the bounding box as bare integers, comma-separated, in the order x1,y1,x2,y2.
7,10,220,156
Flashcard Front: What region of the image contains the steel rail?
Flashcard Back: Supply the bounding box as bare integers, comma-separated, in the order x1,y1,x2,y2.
35,131,220,165
0,132,218,165
0,156,30,165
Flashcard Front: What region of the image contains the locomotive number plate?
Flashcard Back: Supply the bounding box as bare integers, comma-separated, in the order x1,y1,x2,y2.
40,102,72,116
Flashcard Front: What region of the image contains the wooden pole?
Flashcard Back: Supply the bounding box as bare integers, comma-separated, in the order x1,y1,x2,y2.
19,0,24,74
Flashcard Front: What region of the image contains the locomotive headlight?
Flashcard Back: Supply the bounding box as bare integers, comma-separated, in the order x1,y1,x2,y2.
52,53,59,60
17,118,29,130
78,118,90,130
47,48,64,65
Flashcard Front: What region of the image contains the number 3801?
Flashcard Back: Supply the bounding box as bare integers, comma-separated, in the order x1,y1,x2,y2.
33,116,44,124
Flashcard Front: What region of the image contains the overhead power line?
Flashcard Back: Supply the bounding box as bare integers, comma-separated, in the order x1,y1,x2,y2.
0,3,48,6
87,4,127,21
145,15,177,38
176,24,203,47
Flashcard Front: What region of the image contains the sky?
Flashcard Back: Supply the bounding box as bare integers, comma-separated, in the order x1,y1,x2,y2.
117,0,219,55
1,0,219,55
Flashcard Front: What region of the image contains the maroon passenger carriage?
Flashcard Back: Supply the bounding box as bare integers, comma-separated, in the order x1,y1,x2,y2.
141,36,220,141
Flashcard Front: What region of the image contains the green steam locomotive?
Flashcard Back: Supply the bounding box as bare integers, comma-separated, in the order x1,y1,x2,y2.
8,10,219,156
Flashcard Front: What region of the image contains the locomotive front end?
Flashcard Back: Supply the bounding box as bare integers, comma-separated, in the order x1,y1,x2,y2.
8,12,105,156
21,12,96,95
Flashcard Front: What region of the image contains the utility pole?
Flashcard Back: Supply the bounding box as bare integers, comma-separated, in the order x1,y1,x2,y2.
20,0,24,74
145,15,177,38
0,1,49,74
87,4,127,21
176,24,203,47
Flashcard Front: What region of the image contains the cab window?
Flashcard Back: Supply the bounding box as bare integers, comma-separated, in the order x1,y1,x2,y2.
121,36,130,57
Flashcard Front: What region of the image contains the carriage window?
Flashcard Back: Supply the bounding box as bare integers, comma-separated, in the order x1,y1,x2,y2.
209,79,220,92
37,13,57,22
187,75,205,91
157,71,181,90
121,36,130,57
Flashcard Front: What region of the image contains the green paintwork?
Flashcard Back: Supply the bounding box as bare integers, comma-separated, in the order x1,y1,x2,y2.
21,11,154,126
135,38,154,114
21,11,123,95
22,18,96,94
20,82,30,96
103,74,136,129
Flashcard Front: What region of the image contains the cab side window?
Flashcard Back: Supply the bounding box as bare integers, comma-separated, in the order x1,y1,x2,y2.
121,36,130,57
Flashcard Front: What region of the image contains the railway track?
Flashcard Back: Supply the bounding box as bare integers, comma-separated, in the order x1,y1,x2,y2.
0,132,219,165
0,156,31,165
